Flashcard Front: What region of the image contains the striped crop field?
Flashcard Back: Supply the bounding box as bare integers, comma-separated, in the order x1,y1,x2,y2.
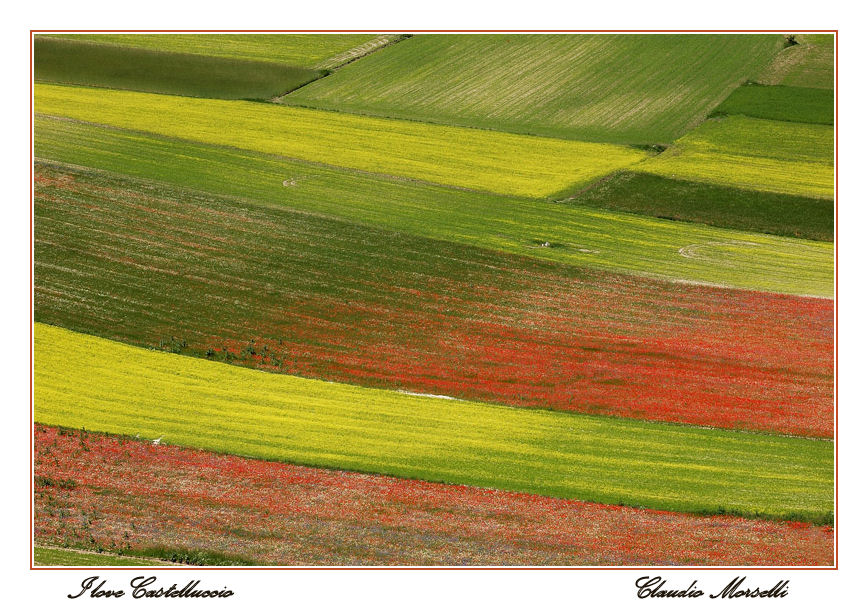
638,115,834,199
34,119,833,297
285,34,783,144
34,162,833,436
34,37,325,100
34,426,834,566
34,83,647,198
41,33,385,68
31,33,835,568
35,324,833,523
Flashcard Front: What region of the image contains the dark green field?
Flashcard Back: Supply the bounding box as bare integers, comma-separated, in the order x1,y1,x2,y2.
712,83,833,124
572,172,833,241
34,37,324,100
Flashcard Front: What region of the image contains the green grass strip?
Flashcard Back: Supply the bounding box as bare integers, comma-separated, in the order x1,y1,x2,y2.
640,115,833,199
34,117,833,297
573,172,832,241
33,83,647,198
34,38,325,100
35,323,833,524
34,546,164,567
712,83,833,125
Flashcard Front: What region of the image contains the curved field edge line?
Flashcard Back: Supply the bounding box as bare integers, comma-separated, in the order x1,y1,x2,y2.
34,161,833,437
33,118,834,297
33,324,833,524
34,426,834,566
33,83,647,199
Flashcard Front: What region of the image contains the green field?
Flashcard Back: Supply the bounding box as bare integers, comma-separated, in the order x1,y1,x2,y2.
35,83,645,198
42,33,384,68
285,34,783,143
712,83,833,124
34,324,833,523
34,118,833,297
34,37,323,100
639,115,833,199
756,34,834,90
34,546,164,567
573,172,833,241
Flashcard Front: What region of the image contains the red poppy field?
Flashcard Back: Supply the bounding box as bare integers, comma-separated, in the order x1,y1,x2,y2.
35,162,833,437
33,33,834,567
34,426,834,566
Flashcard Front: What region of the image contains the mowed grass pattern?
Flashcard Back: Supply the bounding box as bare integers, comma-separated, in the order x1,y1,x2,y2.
639,115,833,199
286,34,783,143
42,33,382,68
35,118,833,297
34,84,646,198
35,324,833,523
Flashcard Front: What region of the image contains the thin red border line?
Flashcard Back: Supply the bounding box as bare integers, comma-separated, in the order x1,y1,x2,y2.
29,28,839,572
31,29,838,33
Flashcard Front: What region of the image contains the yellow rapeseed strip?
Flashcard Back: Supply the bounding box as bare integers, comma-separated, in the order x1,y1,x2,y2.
34,83,647,198
639,115,834,199
34,323,833,521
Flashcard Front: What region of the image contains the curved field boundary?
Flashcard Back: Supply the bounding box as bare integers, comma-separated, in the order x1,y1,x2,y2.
639,115,833,199
755,34,834,90
34,83,647,199
34,426,833,566
41,33,380,68
34,162,833,437
34,324,833,523
284,34,783,144
34,119,833,297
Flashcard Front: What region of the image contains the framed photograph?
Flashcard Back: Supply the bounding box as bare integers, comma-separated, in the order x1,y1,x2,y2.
16,5,856,602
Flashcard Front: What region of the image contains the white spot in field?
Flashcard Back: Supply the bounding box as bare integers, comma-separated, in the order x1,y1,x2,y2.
397,390,458,400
